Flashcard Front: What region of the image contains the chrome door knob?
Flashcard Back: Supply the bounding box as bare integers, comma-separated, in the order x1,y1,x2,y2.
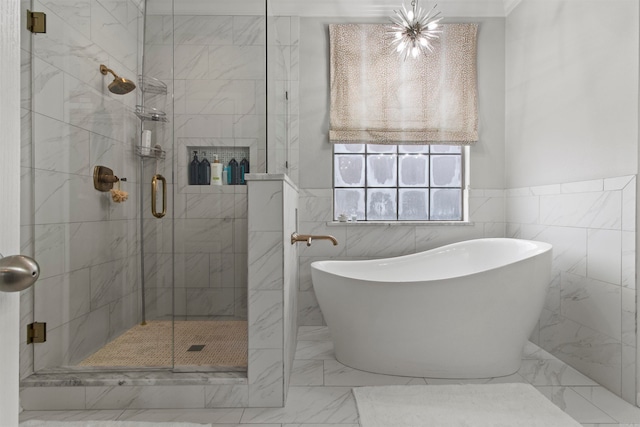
0,253,40,293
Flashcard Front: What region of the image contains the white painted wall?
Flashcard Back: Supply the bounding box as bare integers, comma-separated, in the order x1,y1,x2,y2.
505,0,639,188
0,0,22,424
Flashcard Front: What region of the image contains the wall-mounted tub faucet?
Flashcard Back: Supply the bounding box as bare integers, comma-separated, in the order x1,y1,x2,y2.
291,233,338,247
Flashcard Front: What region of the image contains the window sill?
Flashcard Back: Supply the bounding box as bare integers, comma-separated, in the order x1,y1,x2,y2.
326,221,474,227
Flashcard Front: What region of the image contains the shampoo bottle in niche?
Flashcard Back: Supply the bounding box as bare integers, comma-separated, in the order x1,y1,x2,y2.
239,158,249,184
224,166,230,184
228,158,239,185
211,154,223,185
198,151,211,185
141,129,152,155
188,151,200,185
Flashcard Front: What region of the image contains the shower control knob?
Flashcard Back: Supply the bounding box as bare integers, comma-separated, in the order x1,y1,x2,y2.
0,253,40,293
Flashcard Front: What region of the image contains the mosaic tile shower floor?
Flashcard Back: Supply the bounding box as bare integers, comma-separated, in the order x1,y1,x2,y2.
78,320,247,369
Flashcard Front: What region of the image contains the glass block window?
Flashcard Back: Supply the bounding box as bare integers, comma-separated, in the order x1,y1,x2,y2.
334,144,463,221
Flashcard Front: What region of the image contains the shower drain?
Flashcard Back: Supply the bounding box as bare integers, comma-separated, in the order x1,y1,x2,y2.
187,345,205,352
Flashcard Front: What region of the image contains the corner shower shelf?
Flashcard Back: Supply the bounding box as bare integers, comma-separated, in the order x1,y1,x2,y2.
138,75,167,95
135,145,166,159
135,105,168,122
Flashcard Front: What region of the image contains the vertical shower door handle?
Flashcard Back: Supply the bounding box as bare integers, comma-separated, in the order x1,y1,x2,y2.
151,174,167,219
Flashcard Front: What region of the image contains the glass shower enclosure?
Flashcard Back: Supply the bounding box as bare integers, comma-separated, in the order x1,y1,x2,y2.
21,0,292,377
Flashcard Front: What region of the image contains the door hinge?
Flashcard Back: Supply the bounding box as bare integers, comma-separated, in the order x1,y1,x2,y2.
27,322,46,344
27,10,47,34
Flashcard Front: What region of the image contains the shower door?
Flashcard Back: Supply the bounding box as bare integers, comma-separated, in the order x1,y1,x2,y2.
26,0,157,372
142,0,269,372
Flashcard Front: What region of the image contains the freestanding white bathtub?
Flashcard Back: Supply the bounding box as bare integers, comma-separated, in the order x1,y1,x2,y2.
311,238,552,378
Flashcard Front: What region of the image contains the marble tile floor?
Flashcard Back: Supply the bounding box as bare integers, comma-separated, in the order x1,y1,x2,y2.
20,326,640,426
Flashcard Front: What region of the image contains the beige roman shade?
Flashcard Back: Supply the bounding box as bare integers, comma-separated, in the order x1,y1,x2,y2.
329,23,478,145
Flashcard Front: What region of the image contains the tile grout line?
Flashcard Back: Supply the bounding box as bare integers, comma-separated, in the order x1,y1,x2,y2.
569,386,620,424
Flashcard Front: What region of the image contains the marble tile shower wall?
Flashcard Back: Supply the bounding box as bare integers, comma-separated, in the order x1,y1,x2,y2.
267,17,300,186
297,188,506,325
506,176,637,404
19,0,144,377
282,180,299,402
141,14,272,319
144,13,267,172
247,176,299,406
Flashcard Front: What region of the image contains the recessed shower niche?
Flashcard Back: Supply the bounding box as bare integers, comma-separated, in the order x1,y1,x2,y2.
177,138,259,194
185,146,252,187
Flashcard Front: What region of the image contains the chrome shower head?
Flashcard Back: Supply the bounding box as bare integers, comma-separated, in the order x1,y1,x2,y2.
100,64,136,95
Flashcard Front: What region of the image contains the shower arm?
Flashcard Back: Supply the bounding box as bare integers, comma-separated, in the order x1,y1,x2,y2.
291,233,339,247
99,64,119,79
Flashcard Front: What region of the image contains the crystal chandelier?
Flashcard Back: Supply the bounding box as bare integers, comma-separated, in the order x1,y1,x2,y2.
390,0,443,60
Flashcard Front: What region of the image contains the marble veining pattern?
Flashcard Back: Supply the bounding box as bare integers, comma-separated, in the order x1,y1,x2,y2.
90,1,137,71
33,4,108,90
586,229,622,285
247,349,284,408
205,385,249,408
85,385,207,410
245,178,300,406
38,0,91,40
20,287,35,381
33,114,90,175
536,387,617,424
539,192,622,230
33,305,110,371
248,291,284,349
173,15,233,45
21,327,640,425
34,269,91,331
22,0,142,381
21,371,246,388
32,224,66,280
248,232,284,290
507,175,637,404
561,276,621,341
234,16,266,46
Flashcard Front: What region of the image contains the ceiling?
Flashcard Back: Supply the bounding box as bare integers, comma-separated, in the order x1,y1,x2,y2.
271,0,522,17
148,0,523,17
